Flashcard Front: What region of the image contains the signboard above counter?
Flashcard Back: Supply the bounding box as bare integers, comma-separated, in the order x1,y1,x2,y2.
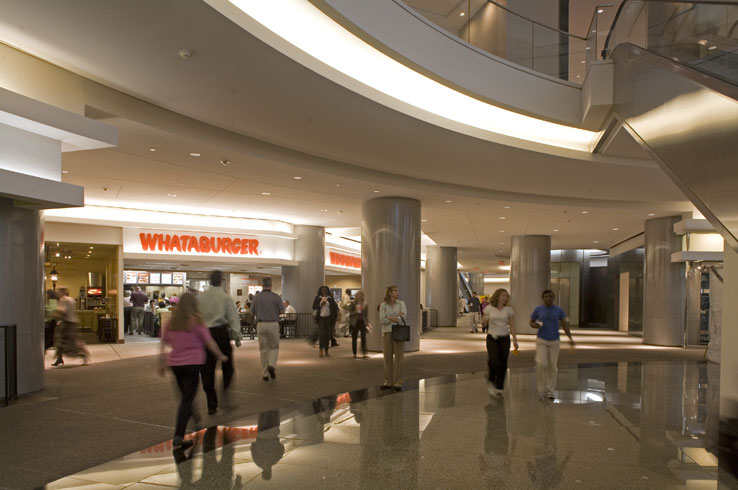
125,270,186,285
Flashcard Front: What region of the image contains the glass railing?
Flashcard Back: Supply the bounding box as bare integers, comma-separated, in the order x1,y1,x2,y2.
402,0,612,84
603,0,738,85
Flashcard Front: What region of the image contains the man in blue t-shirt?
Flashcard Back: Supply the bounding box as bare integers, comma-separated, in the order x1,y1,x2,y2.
529,290,574,401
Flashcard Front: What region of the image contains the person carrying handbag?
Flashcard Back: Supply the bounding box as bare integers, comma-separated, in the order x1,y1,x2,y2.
312,285,338,357
379,284,407,391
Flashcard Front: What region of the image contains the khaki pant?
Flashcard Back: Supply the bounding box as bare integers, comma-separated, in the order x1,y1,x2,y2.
536,338,560,397
257,322,280,377
382,332,404,386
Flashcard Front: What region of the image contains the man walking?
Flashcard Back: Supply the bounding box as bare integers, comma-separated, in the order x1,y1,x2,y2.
469,291,481,333
130,286,148,335
198,270,241,414
529,290,574,401
251,277,284,381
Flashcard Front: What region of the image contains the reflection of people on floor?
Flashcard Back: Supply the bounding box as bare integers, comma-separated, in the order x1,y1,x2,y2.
480,397,511,486
527,402,569,489
251,410,285,480
201,426,239,487
349,389,369,424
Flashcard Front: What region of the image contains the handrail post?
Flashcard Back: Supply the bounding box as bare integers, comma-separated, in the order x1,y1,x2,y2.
1,324,17,407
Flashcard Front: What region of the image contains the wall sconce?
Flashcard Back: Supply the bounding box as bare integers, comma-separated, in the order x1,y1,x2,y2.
50,268,59,290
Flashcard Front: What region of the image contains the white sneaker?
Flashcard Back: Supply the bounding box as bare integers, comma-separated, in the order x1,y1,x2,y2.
487,382,497,396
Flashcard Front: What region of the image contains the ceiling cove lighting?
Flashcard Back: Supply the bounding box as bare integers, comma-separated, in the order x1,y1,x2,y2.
220,0,599,152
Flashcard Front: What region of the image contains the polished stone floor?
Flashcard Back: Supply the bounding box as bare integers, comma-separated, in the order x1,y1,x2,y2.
39,360,729,489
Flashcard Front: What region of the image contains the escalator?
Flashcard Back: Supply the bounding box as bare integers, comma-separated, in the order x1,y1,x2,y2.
458,272,473,307
600,0,738,251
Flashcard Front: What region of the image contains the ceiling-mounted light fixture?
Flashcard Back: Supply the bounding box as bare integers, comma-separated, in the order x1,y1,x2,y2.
220,159,230,166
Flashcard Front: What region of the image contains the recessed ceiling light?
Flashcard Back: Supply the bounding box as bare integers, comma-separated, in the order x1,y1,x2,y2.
503,206,510,209
220,159,230,166
335,184,341,187
648,213,655,216
612,227,619,231
321,208,329,212
293,176,302,180
61,170,69,174
373,190,381,193
167,193,177,197
499,230,505,233
261,192,271,196
189,152,201,157
89,246,94,249
421,219,428,222
597,8,604,13
576,75,581,78
149,148,157,152
708,45,718,50
581,211,589,214
586,46,591,50
553,229,559,232
580,60,586,64
593,240,599,243
499,242,504,245
498,216,506,220
444,200,452,203
459,12,465,16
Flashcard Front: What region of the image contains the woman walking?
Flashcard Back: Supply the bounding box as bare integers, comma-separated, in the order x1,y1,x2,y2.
379,285,407,391
159,292,228,449
482,288,518,397
312,286,338,357
349,290,371,358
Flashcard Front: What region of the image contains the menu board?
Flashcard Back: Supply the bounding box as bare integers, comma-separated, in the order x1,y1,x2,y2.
137,272,150,284
161,273,173,285
172,273,185,285
149,273,161,285
124,271,139,284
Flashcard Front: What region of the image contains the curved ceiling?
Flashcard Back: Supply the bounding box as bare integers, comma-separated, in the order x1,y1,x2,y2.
0,0,692,270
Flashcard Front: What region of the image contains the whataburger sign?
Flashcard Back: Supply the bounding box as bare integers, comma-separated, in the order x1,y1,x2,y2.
123,228,293,260
328,250,361,270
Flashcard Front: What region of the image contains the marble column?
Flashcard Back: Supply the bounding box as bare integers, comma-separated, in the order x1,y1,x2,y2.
643,216,685,346
425,246,457,327
362,197,421,352
0,199,44,395
720,244,738,486
510,235,551,335
467,272,484,296
281,225,325,313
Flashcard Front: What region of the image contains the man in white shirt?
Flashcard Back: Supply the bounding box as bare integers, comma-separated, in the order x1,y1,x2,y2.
198,270,241,414
283,300,296,315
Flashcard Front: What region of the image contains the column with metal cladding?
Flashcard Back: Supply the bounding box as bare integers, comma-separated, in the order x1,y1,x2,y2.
643,216,685,346
467,272,484,296
281,225,325,313
510,235,551,335
425,246,457,327
362,197,421,352
0,198,44,395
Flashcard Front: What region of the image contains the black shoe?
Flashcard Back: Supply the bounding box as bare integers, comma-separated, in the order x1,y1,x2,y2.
263,376,269,381
547,393,556,401
331,341,339,347
52,358,63,366
393,384,403,391
381,384,392,390
208,408,217,415
173,437,194,450
267,365,276,379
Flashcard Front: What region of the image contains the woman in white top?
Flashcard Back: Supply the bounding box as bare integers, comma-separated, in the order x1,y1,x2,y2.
379,285,407,391
482,288,519,397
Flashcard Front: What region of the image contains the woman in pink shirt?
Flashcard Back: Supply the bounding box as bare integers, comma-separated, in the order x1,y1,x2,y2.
159,293,227,449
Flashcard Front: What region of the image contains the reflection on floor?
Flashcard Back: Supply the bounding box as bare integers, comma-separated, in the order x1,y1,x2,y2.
42,361,723,489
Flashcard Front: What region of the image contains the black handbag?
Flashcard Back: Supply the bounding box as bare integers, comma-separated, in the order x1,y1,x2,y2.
391,317,410,342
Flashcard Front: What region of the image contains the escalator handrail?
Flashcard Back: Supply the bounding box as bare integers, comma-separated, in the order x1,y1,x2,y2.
603,0,738,59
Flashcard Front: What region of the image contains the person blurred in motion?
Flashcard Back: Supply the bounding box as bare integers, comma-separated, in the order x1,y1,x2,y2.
337,292,352,338
530,289,574,401
349,290,371,358
159,292,227,449
44,289,58,351
251,277,285,381
252,410,285,480
198,270,241,414
51,286,90,366
379,284,407,390
312,285,338,357
482,288,518,397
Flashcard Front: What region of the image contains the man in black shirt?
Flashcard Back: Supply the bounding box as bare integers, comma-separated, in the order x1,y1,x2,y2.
469,291,481,333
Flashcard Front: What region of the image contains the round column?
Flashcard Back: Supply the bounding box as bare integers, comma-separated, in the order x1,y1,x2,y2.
425,246,457,327
281,225,325,313
510,235,551,335
643,216,685,346
362,197,421,352
0,199,44,395
467,272,484,296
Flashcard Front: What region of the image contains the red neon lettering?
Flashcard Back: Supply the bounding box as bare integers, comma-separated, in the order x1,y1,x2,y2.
240,239,249,255
170,235,181,252
249,239,259,255
210,237,221,253
232,239,241,254
139,233,158,251
222,238,232,254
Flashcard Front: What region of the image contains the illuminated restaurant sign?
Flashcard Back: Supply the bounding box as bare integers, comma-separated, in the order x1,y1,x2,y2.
327,250,361,270
123,228,294,260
